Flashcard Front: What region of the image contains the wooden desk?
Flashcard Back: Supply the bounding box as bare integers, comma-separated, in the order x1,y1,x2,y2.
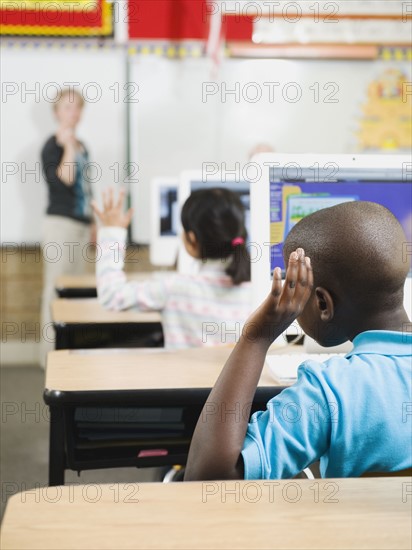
2,478,411,549
44,347,284,486
51,299,163,349
55,273,155,298
46,346,275,392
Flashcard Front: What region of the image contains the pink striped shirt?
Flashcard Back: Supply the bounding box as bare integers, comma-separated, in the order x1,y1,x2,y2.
96,227,253,349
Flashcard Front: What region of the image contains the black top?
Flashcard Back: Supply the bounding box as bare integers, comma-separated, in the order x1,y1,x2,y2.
41,135,92,224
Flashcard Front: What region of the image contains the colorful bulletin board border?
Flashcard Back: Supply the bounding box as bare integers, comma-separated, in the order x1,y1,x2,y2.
0,0,113,37
379,47,412,61
0,39,410,63
0,39,209,57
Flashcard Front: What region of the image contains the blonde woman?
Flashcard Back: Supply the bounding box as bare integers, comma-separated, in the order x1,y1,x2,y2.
39,89,94,367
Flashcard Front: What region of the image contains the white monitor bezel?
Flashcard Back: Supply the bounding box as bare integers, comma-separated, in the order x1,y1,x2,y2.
250,153,412,309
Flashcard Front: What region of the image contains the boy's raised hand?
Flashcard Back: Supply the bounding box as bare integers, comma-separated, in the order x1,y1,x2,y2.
185,247,314,481
91,188,134,228
246,248,313,345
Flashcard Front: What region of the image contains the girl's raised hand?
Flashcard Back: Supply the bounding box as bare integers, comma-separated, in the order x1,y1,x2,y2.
91,188,134,228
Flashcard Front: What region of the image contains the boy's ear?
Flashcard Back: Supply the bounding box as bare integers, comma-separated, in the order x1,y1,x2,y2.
315,287,334,322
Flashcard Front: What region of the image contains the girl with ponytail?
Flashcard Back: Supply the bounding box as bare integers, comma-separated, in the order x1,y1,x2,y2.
93,187,252,349
181,188,250,285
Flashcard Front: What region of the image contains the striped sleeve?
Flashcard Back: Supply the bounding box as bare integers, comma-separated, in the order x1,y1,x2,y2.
96,226,168,311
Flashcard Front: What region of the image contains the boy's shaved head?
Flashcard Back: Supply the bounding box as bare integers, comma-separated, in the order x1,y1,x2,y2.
284,201,409,316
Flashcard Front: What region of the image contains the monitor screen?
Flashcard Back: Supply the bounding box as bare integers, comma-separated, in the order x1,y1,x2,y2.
269,170,412,274
159,185,178,236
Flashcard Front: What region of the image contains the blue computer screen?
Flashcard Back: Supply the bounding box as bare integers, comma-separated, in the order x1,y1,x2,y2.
269,179,412,273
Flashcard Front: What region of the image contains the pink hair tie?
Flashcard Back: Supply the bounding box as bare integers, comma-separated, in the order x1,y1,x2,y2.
231,237,245,247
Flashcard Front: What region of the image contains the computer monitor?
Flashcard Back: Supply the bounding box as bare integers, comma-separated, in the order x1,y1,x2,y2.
177,170,251,274
250,154,412,321
149,177,179,267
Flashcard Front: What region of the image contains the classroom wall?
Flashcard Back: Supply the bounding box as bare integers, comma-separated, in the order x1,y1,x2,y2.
1,46,127,244
1,45,410,244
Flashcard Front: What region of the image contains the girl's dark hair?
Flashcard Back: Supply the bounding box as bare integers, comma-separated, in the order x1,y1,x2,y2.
181,188,250,285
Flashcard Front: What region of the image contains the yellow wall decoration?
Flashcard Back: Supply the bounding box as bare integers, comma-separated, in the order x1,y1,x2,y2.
357,68,412,151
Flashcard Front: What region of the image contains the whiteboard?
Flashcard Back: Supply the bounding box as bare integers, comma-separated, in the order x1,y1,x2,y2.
0,46,126,244
129,55,219,243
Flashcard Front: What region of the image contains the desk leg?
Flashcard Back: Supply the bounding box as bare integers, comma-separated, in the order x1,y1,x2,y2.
49,406,66,486
54,323,67,350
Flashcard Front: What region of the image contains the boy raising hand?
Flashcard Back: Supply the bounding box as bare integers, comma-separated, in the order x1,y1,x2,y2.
185,201,412,480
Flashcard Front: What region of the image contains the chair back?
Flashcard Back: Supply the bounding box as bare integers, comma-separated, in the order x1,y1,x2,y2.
361,468,412,477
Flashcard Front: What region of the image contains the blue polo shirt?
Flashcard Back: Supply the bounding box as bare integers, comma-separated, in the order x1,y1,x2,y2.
241,330,412,479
